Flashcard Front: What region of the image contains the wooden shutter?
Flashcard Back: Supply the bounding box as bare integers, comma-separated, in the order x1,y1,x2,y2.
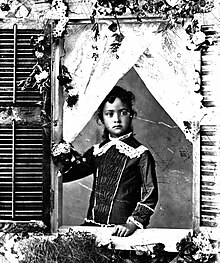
200,125,220,227
0,25,50,226
198,25,220,229
201,25,220,107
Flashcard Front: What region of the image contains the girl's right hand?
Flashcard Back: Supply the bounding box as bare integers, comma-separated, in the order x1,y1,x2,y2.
111,222,138,237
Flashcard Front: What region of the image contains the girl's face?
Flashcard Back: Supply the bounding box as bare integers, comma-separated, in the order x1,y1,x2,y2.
102,97,132,138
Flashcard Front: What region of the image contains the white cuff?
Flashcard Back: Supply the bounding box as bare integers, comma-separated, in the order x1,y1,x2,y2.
126,216,143,229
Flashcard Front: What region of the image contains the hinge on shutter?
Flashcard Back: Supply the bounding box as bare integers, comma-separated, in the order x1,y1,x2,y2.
50,189,54,211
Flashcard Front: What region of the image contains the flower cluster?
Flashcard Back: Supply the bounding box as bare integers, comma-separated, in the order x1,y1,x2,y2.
140,0,214,26
91,0,214,24
18,33,51,126
30,35,51,59
35,68,49,85
176,230,216,262
92,0,215,23
0,232,59,263
51,140,82,166
91,0,129,16
0,2,10,12
0,221,46,263
18,64,50,94
18,34,51,94
185,19,216,51
47,0,69,38
51,140,74,162
57,65,79,107
90,0,214,55
0,233,23,263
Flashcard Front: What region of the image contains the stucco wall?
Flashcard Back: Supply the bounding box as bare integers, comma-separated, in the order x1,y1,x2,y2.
63,67,193,228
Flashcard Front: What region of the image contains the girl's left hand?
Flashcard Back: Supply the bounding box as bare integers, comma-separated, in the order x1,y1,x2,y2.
112,222,138,237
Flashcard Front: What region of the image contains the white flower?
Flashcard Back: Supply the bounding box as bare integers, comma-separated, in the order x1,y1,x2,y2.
35,51,44,58
68,88,78,97
37,221,46,228
165,0,180,6
37,35,45,43
4,234,15,251
53,16,69,37
4,250,19,263
52,141,72,157
96,234,112,247
192,31,206,45
29,220,46,229
35,70,49,83
186,42,197,50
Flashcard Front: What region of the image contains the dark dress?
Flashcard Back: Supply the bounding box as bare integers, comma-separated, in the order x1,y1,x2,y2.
63,133,158,228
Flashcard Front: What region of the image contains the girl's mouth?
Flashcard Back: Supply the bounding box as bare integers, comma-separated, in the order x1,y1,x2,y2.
113,125,122,129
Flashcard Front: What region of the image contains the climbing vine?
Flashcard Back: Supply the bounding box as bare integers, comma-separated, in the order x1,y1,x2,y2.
17,32,51,125
47,0,69,38
90,0,214,57
57,65,79,107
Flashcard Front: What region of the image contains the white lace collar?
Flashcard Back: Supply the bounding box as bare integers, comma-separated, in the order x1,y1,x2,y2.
93,133,148,159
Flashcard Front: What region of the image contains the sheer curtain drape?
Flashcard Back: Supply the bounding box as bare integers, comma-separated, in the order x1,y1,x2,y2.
63,22,201,143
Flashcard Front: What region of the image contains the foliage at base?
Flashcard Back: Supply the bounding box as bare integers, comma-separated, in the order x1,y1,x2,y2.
0,226,218,263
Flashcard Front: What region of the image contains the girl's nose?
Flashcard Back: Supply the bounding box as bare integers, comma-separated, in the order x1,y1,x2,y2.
113,112,121,122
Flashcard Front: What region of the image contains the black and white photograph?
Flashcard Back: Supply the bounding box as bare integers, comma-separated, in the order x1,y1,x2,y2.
0,0,219,262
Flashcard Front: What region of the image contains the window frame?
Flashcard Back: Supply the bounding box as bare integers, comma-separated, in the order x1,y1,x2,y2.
50,20,220,248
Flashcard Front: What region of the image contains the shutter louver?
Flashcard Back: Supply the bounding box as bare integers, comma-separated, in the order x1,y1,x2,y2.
200,125,220,227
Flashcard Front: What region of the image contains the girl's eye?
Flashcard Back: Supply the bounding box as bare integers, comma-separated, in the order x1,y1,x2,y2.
106,112,114,117
121,110,130,116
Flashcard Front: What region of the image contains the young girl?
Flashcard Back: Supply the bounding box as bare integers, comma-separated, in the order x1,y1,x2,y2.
63,86,158,237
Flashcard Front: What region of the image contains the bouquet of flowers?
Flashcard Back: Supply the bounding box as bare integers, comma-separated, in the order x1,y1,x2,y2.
51,140,81,167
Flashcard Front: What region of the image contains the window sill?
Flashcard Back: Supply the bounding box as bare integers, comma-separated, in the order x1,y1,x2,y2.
59,226,191,252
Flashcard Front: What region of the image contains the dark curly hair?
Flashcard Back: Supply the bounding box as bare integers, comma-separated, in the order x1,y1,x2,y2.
97,86,136,138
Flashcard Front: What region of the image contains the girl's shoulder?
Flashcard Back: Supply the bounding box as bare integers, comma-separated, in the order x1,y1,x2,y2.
125,136,149,158
124,136,144,148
